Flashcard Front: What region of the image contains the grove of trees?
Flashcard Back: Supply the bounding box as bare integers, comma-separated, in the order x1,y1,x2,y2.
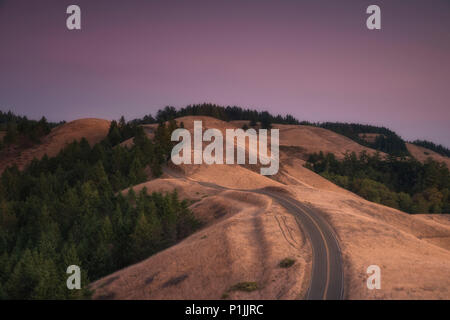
130,104,300,129
0,111,62,149
310,122,410,156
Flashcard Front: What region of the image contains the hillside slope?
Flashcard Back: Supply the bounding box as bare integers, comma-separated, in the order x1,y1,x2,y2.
0,118,110,172
92,182,312,300
406,142,450,168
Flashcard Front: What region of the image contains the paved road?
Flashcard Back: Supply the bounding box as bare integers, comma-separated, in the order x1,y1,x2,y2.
164,168,344,300
257,190,344,300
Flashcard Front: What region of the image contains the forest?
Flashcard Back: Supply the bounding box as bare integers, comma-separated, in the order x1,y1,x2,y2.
305,151,450,214
0,111,62,149
0,118,200,299
130,104,301,129
309,122,410,157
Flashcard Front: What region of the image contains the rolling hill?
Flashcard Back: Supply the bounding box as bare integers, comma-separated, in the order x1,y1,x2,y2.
88,116,450,300
0,118,110,173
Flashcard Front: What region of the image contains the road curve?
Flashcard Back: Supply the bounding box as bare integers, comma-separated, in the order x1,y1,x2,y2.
257,190,344,300
163,168,344,300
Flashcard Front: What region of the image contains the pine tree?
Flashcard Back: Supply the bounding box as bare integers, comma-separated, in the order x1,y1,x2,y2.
130,209,162,261
4,121,18,144
107,121,122,146
118,116,126,129
6,249,38,299
31,254,66,299
129,155,146,185
90,162,113,202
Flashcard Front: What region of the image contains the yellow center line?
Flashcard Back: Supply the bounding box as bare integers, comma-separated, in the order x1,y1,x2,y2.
276,196,331,300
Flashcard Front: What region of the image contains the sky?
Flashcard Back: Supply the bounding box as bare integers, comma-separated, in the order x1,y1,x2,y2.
0,0,449,147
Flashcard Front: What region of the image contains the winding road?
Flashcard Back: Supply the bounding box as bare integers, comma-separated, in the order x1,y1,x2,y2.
164,168,344,300
258,190,344,300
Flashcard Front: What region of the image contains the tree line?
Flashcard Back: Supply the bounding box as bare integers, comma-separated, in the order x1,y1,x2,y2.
305,151,450,214
4,107,448,159
0,118,199,299
130,105,413,156
130,104,301,129
302,122,410,157
0,111,63,149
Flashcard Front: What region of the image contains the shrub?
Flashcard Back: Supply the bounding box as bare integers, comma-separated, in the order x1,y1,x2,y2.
229,282,259,292
279,258,296,268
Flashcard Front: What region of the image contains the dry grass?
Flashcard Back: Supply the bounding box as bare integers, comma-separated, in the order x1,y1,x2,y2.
272,123,384,159
91,187,311,299
406,143,450,168
228,282,259,292
0,118,110,173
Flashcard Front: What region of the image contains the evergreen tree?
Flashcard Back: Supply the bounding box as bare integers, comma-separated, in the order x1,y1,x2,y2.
131,210,162,261
4,121,18,144
107,120,122,146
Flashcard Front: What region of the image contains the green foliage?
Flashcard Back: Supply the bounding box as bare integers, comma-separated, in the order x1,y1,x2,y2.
130,104,300,126
306,151,450,213
105,116,145,147
228,282,259,292
0,120,199,299
0,111,60,148
314,122,409,156
259,111,272,129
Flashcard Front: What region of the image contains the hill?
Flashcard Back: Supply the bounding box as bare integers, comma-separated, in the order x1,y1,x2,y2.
90,116,450,300
91,153,450,299
0,118,110,173
406,142,450,168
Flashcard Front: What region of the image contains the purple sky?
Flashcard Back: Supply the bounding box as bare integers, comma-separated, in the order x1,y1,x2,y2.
0,0,449,147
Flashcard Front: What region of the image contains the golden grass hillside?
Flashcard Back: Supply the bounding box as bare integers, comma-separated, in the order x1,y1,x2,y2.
0,118,110,173
91,157,450,299
406,142,450,168
91,186,312,300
